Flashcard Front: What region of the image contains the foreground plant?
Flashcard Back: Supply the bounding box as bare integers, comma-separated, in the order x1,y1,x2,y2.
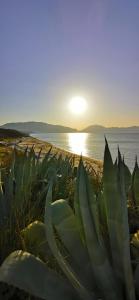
0,141,139,299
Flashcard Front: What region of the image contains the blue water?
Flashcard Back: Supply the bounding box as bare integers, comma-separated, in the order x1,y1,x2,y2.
31,132,139,171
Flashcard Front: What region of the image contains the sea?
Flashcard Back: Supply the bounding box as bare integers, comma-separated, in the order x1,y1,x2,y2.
31,132,139,171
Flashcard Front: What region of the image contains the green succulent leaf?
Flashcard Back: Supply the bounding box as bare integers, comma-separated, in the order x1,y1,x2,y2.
131,230,139,260
21,221,49,260
123,160,131,195
0,250,77,300
134,264,139,297
45,181,95,300
77,158,122,300
103,140,135,300
51,199,97,292
133,163,139,206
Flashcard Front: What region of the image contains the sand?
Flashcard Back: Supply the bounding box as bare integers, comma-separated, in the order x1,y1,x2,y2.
16,136,103,174
0,136,103,175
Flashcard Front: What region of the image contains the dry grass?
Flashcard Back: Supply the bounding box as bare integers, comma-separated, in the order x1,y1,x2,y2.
0,144,13,167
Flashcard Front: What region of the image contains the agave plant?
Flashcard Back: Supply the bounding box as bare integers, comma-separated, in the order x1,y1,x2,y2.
21,220,48,260
0,141,139,300
0,144,79,265
131,159,139,207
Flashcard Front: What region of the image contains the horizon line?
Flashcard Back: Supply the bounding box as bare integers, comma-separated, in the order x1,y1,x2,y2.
1,120,139,131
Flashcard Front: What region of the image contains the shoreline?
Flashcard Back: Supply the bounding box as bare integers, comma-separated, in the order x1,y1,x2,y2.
0,135,103,174
16,136,103,174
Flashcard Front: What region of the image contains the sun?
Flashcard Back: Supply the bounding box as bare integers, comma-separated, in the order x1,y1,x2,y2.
69,96,87,114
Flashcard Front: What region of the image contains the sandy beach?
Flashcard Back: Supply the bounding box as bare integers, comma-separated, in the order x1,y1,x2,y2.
15,136,103,174
0,135,103,175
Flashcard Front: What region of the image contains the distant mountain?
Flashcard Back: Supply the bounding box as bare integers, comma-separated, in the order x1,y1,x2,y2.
1,122,77,133
82,125,139,133
82,125,106,133
1,122,139,134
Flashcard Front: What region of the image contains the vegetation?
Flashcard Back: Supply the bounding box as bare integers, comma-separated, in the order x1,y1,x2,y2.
0,129,28,168
0,128,28,139
0,140,139,299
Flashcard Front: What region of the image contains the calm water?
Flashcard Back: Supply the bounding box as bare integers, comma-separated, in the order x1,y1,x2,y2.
32,132,139,171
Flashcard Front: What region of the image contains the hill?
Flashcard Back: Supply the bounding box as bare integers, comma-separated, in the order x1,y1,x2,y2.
82,125,139,133
0,128,28,139
1,122,77,133
1,122,139,134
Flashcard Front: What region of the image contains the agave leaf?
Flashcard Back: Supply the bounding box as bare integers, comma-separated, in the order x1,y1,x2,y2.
0,169,13,222
51,199,97,293
37,146,52,179
87,175,101,243
0,177,7,227
123,160,131,195
77,159,122,300
21,221,50,260
74,162,86,243
134,264,139,297
103,141,126,277
118,149,136,300
97,191,109,252
10,148,33,211
45,181,95,300
103,140,135,300
45,166,57,181
133,163,139,206
131,231,139,248
0,170,10,225
131,231,139,260
0,250,77,300
130,159,138,206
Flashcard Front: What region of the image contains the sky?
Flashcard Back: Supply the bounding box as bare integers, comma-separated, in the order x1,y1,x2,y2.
0,0,139,130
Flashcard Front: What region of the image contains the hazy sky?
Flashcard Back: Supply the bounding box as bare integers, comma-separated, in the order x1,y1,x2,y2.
1,0,139,129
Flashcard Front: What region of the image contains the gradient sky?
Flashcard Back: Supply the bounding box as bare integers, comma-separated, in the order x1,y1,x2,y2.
0,0,139,129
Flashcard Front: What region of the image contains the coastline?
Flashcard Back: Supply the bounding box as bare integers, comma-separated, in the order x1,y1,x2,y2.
0,135,103,174
16,136,103,174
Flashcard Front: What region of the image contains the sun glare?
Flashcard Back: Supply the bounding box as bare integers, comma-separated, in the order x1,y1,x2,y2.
68,133,88,156
69,96,87,114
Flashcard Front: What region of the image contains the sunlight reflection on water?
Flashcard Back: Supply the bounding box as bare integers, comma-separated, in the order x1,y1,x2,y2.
31,132,139,171
68,133,88,156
